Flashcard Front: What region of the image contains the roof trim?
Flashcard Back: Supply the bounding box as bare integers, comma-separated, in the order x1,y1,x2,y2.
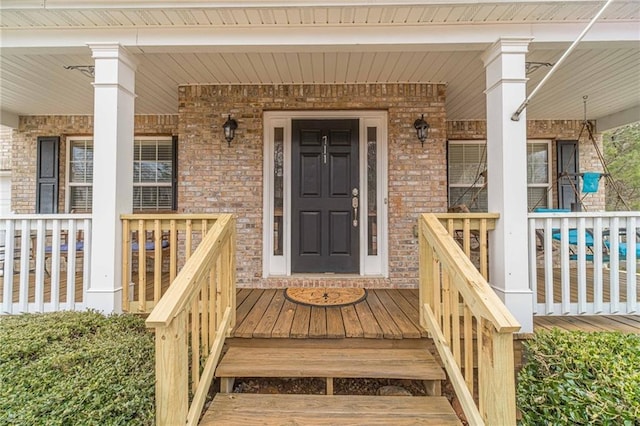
0,0,618,10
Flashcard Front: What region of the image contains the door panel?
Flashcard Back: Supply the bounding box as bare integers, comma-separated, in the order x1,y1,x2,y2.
329,153,350,196
329,211,351,254
301,154,322,197
292,119,359,273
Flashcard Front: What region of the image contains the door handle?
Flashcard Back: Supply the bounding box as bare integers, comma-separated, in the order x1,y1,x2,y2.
352,188,359,228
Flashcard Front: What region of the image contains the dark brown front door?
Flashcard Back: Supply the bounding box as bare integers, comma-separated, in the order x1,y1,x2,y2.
291,119,359,273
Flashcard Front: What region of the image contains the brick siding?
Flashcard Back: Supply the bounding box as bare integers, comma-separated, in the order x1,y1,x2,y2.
178,84,448,288
0,125,12,171
446,119,606,211
12,115,178,213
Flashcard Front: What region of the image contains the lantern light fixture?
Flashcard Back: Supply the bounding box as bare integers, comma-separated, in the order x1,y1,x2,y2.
223,115,238,146
413,114,430,147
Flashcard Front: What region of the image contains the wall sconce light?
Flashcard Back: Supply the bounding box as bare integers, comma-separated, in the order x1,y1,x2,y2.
222,115,238,146
413,114,430,147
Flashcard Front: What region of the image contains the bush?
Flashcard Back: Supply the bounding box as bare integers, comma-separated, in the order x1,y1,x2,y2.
0,311,155,426
517,329,640,425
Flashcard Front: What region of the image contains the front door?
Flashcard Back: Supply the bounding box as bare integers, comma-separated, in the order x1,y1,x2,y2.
291,119,359,273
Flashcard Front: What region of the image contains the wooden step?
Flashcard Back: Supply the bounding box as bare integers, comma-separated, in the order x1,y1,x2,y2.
216,346,445,395
200,394,462,425
217,346,445,381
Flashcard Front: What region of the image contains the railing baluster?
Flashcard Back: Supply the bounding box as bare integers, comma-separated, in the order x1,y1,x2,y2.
154,219,162,304
528,219,538,314
626,217,637,313
19,219,30,312
2,220,16,314
50,220,61,311
593,217,603,313
138,219,147,312
185,219,193,261
81,218,91,308
463,306,474,395
34,219,46,312
479,219,488,280
67,219,78,309
122,219,131,312
544,218,555,314
170,219,177,282
610,216,620,313
559,219,570,314
577,217,587,314
191,298,200,394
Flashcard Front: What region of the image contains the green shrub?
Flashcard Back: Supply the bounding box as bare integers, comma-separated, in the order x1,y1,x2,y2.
517,329,640,426
0,311,155,426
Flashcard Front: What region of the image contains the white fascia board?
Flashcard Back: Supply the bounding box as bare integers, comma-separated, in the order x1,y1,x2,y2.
0,0,608,10
596,106,640,132
0,110,19,129
1,22,638,50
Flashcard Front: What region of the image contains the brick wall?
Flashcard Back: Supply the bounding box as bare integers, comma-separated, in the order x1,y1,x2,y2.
446,119,606,211
178,84,448,288
12,115,178,213
0,125,12,171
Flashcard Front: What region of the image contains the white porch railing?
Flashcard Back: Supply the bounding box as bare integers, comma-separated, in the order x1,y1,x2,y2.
0,214,92,315
528,212,639,315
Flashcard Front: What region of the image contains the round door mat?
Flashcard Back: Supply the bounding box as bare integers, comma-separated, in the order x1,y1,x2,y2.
284,287,367,307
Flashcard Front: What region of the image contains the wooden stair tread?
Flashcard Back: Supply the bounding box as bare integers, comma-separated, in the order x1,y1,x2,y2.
200,394,461,425
216,347,445,380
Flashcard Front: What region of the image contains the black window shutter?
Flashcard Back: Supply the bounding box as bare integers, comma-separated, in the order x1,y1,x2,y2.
172,135,178,211
557,140,579,211
36,136,60,214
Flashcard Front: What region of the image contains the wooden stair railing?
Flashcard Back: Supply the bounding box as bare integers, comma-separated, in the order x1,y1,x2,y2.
121,214,222,313
146,214,236,426
419,213,520,425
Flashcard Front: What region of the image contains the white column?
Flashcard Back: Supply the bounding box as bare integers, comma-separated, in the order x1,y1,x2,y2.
481,37,534,332
85,43,136,313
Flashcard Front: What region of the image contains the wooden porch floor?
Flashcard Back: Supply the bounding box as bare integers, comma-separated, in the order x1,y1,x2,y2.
234,289,640,339
233,289,427,339
535,267,638,303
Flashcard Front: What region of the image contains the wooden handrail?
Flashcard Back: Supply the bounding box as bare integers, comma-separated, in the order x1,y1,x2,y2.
146,214,236,426
419,213,520,425
423,214,518,332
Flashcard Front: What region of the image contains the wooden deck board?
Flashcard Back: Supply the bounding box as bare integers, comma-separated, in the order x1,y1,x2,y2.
252,289,286,338
325,307,346,338
234,290,276,338
353,297,384,339
535,267,638,303
201,394,461,426
290,304,311,338
377,290,423,338
340,304,364,338
216,346,445,380
532,314,640,335
271,299,297,338
309,306,327,338
364,290,404,339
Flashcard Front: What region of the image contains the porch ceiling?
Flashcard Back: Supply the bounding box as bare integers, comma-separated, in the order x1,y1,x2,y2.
1,1,639,128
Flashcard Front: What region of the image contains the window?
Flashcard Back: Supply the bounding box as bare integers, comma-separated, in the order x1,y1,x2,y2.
68,138,93,211
447,140,551,212
66,136,176,212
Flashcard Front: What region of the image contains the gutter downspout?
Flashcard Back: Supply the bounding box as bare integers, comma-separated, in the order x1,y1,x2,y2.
511,0,615,121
